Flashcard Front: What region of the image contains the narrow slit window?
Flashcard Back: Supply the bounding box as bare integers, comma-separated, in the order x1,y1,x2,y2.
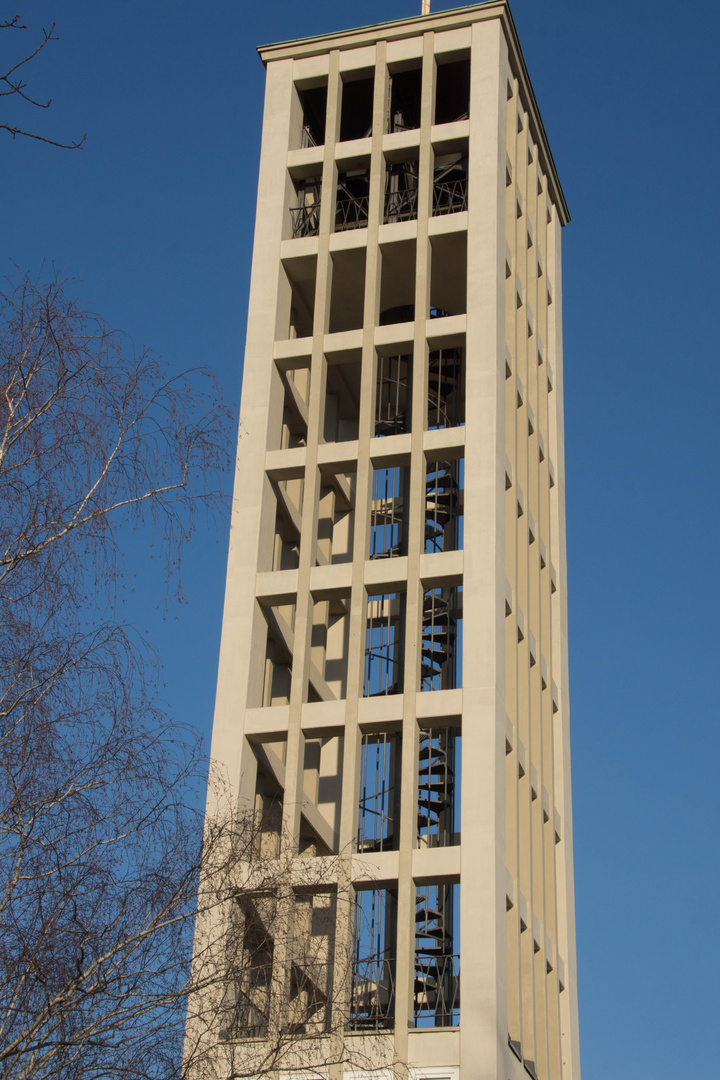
421,587,461,691
231,892,277,1038
336,169,370,232
350,887,397,1030
417,727,461,848
365,592,405,697
289,891,336,1034
428,348,465,429
389,66,422,132
384,159,419,223
291,175,321,238
340,75,374,141
299,83,327,147
432,153,468,216
358,732,401,852
413,882,460,1027
435,58,470,125
370,466,408,559
375,353,411,435
425,457,464,553
261,601,296,705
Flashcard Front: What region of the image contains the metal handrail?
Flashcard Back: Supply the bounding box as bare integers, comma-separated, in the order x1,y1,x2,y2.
413,952,460,1026
349,957,396,1030
290,201,320,239
384,188,418,223
432,178,468,216
335,194,369,231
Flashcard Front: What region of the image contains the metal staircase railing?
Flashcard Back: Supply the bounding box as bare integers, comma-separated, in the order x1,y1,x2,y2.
417,728,457,847
413,884,460,1026
428,347,463,429
425,459,461,553
290,199,320,238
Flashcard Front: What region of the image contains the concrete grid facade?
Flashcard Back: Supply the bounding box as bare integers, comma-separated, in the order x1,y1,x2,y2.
203,4,580,1079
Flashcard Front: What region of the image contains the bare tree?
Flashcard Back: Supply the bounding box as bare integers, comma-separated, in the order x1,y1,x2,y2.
1,14,85,148
0,269,229,1079
0,271,387,1080
183,812,378,1080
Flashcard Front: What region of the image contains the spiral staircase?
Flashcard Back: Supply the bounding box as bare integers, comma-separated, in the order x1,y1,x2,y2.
414,883,460,1025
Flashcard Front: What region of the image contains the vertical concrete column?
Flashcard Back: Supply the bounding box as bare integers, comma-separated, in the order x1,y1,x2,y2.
460,19,508,1080
209,56,297,810
531,154,562,1080
505,74,536,1071
517,102,551,1080
546,206,581,1080
502,59,524,1053
539,187,565,1080
512,95,541,1078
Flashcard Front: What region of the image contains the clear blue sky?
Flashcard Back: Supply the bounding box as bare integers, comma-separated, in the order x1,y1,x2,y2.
4,2,719,1077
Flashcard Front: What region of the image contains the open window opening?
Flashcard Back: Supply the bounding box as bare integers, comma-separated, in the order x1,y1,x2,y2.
430,232,467,317
288,891,337,1033
364,591,406,697
261,600,296,706
230,891,277,1038
379,304,415,326
270,452,305,572
279,366,310,449
298,83,327,148
376,352,412,436
421,587,462,691
272,505,300,572
350,887,397,1030
282,255,317,339
323,352,361,441
413,882,460,1027
433,153,468,216
318,464,356,566
336,168,370,231
310,592,351,702
340,74,374,141
417,726,461,848
389,64,422,132
299,735,343,855
428,347,465,430
425,456,464,553
329,248,366,334
358,731,401,852
370,465,409,559
434,57,470,126
384,158,419,223
251,738,286,860
291,174,322,238
380,238,417,326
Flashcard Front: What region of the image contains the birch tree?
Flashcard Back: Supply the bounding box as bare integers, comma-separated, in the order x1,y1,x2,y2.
0,270,230,1079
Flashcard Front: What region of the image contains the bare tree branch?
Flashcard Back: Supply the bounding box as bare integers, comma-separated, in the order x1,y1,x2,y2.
0,272,389,1079
1,17,86,148
0,270,232,1079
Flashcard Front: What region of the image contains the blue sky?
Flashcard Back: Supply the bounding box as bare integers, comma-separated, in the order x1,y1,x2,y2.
3,1,719,1076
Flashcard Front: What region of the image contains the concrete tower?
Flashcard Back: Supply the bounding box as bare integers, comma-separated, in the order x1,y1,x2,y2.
194,4,580,1079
